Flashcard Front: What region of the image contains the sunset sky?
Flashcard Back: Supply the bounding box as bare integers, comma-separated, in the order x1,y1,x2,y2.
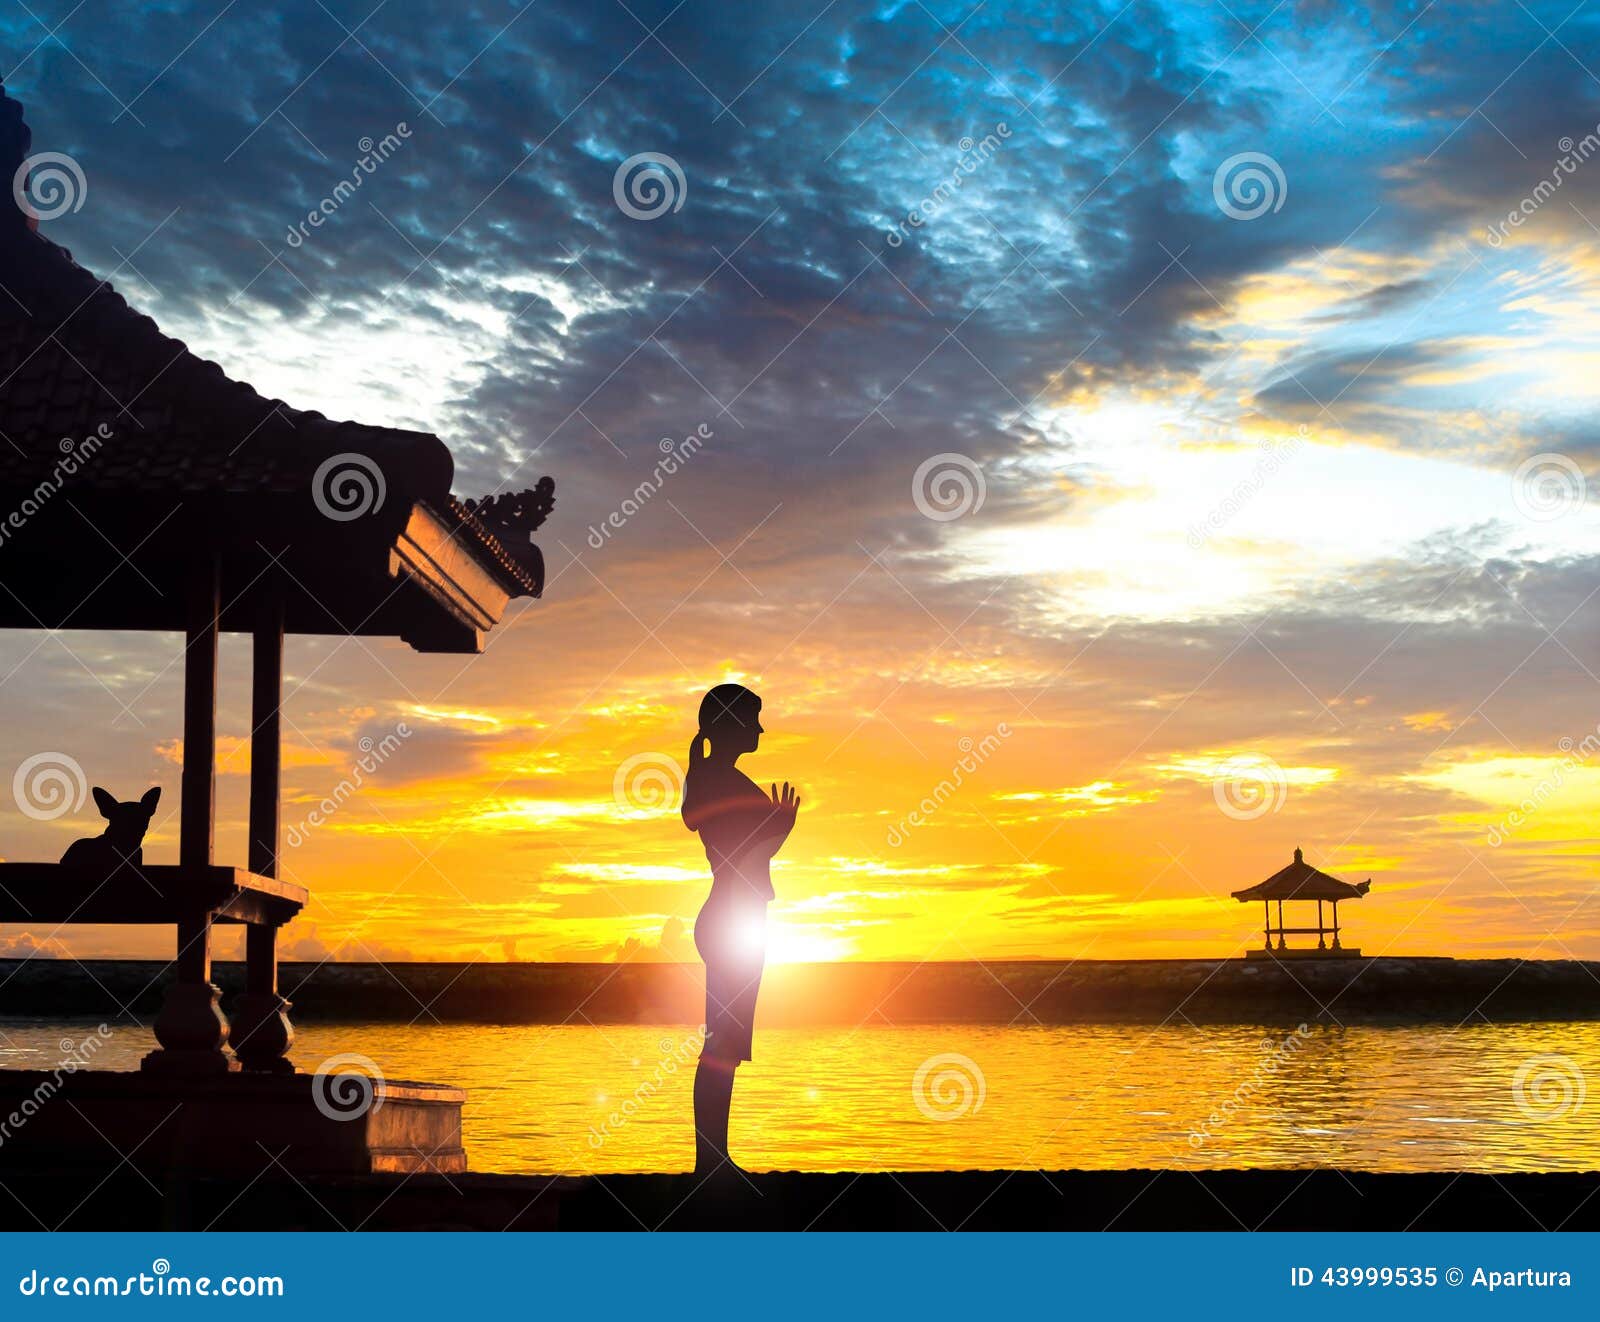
4,0,1600,967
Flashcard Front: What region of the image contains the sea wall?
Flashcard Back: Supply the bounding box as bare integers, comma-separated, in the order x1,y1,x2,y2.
2,955,1598,1024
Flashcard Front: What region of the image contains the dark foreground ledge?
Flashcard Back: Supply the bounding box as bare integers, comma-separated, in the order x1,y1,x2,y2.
1,1166,1597,1232
4,955,1599,1024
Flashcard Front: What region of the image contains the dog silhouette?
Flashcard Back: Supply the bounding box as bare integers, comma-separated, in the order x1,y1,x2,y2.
60,786,160,870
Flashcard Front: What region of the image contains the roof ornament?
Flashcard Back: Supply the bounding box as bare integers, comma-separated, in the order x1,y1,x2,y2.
463,476,555,593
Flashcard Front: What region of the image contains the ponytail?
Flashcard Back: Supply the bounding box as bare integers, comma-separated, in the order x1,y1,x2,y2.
681,730,709,829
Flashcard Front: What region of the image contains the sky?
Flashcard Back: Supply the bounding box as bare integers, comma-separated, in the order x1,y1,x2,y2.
3,0,1600,967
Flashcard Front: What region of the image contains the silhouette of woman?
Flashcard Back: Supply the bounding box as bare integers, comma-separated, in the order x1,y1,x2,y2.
681,684,799,1175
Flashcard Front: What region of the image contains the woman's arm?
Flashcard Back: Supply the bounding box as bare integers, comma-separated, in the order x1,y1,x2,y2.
761,781,801,854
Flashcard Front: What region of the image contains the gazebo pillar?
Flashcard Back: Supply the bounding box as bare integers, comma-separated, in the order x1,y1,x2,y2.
1275,899,1286,950
231,592,296,1074
143,557,235,1074
1317,899,1326,949
1331,900,1341,950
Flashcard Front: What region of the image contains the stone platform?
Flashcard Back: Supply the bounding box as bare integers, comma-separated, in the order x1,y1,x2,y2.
0,1069,464,1178
1244,947,1363,960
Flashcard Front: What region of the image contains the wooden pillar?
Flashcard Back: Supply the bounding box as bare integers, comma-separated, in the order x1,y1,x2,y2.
180,557,220,870
1331,899,1341,950
1317,898,1326,949
1275,899,1286,950
144,557,235,1074
1262,899,1271,951
233,593,295,1074
247,595,283,879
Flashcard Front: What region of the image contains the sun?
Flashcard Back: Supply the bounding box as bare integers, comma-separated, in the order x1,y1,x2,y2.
760,917,853,964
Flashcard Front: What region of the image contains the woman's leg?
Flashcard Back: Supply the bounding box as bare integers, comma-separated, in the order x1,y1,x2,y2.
693,1054,737,1173
693,899,757,1175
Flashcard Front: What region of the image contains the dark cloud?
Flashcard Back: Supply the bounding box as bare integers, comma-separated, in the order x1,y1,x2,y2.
1311,278,1434,324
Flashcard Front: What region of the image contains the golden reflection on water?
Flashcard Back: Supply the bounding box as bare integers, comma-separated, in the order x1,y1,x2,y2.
4,1020,1597,1175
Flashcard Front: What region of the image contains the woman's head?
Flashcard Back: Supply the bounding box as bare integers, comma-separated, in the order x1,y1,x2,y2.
697,683,763,757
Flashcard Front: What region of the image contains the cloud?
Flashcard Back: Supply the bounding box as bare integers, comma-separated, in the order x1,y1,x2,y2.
4,0,1599,962
0,930,69,959
610,914,693,963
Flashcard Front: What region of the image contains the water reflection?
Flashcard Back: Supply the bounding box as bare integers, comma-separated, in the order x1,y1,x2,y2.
1,1019,1594,1175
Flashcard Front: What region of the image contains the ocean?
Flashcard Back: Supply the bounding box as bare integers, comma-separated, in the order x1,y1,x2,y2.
3,1018,1595,1175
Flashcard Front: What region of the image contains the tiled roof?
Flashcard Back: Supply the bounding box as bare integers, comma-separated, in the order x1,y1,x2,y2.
0,223,455,498
0,84,537,597
1232,848,1372,902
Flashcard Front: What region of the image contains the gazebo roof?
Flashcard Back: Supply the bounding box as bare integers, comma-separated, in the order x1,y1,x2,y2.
1231,847,1371,903
0,84,550,654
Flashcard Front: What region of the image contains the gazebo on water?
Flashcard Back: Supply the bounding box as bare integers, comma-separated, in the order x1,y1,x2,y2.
1231,847,1371,960
0,86,551,1175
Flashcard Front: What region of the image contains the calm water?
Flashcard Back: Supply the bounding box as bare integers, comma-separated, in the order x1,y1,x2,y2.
3,1019,1597,1174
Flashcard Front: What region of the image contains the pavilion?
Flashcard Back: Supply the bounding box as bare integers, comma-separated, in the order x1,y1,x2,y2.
1231,847,1371,960
0,84,551,1174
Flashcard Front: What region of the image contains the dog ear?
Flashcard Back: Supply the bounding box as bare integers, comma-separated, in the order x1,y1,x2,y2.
140,786,161,813
92,786,117,818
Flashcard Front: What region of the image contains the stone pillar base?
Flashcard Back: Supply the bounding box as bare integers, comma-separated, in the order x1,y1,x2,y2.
144,981,234,1074
231,993,294,1074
